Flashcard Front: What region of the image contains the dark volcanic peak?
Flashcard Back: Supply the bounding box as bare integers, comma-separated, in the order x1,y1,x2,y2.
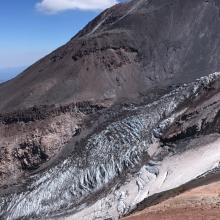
1,1,220,220
1,0,220,112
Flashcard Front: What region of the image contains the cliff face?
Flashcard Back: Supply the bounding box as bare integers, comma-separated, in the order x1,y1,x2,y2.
1,0,220,220
1,0,220,112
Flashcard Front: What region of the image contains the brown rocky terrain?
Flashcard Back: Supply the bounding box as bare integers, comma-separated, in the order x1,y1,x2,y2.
123,180,220,220
0,101,107,187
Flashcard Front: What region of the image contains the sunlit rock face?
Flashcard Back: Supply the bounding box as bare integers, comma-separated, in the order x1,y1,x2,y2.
0,73,220,220
1,0,220,219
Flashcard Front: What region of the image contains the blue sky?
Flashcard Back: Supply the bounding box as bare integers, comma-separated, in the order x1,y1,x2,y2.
0,0,121,81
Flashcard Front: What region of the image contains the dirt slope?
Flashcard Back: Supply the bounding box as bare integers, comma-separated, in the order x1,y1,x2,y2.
1,0,220,112
123,180,220,220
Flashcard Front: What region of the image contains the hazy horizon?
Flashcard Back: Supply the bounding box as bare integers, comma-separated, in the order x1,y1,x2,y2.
0,66,26,82
0,0,122,81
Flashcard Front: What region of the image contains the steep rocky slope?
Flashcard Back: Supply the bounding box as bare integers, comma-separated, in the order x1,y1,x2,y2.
0,102,106,187
1,0,220,112
1,0,220,220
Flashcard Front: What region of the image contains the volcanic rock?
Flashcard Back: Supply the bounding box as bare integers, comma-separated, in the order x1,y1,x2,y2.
1,0,220,220
1,0,220,112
